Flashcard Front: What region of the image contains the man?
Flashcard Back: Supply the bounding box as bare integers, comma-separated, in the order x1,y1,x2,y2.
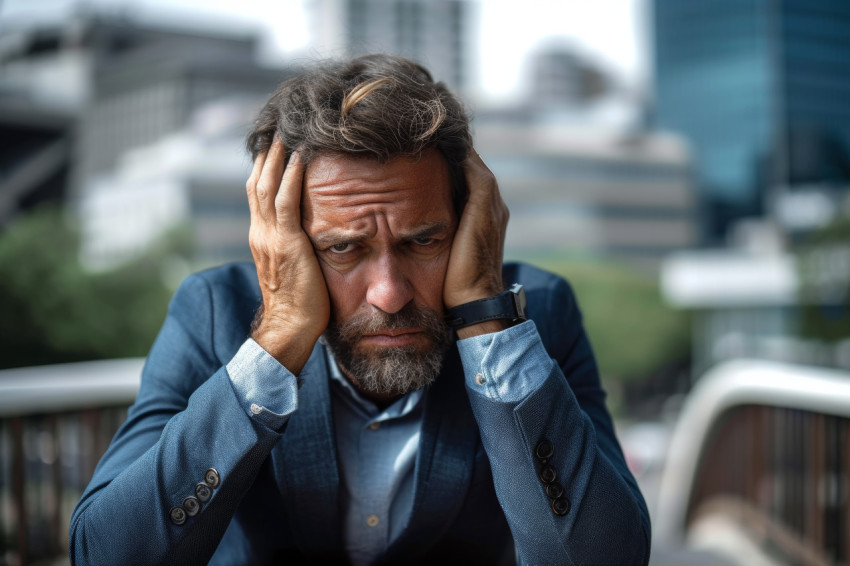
71,54,650,565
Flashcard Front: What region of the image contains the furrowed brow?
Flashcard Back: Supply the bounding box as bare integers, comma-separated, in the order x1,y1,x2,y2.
311,230,369,247
400,222,449,242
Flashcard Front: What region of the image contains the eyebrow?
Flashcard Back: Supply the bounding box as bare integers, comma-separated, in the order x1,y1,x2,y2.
311,221,449,247
400,222,448,242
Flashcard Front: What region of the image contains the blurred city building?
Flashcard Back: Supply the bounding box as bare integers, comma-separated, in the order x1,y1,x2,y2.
0,11,295,269
529,44,610,108
309,0,468,90
656,0,850,377
653,0,850,242
0,99,73,228
476,119,696,271
471,43,696,272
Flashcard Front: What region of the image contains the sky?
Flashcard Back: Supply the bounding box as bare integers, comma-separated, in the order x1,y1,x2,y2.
0,0,647,102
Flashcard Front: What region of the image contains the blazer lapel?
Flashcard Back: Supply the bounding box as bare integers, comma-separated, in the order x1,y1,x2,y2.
382,344,480,563
269,344,346,560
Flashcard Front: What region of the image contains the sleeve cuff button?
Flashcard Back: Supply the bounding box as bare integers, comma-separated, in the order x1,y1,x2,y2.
474,373,486,386
539,465,557,484
535,439,554,461
250,403,262,415
204,468,221,489
545,482,564,499
169,506,187,525
551,497,571,516
182,496,200,516
195,482,212,502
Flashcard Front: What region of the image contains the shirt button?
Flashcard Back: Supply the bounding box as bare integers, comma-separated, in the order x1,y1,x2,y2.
195,482,212,503
474,373,486,386
204,468,221,489
169,506,187,525
369,422,381,431
250,403,262,415
366,514,380,527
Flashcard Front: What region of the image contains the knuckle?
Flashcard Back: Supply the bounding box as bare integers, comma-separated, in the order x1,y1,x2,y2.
255,180,273,200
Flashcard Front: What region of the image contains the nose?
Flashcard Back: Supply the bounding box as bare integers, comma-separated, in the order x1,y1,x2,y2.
365,253,414,314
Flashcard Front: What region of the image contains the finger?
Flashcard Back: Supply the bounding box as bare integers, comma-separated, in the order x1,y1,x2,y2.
275,150,305,230
462,148,499,207
256,138,286,220
246,149,267,218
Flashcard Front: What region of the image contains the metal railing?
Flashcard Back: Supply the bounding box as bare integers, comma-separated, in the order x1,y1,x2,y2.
657,360,850,566
0,359,143,566
4,357,849,565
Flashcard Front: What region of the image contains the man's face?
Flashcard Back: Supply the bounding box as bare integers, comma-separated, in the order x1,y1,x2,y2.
301,149,457,399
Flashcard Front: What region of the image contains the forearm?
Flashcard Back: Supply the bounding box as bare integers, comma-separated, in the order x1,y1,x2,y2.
70,325,297,564
459,322,650,566
70,370,284,564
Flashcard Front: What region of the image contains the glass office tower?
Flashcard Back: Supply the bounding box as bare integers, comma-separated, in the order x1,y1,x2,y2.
654,0,850,240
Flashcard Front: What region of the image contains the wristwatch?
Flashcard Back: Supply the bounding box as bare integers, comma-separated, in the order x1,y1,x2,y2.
446,283,527,330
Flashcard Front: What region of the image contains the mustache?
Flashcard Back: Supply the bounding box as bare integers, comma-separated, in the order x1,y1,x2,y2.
332,302,449,343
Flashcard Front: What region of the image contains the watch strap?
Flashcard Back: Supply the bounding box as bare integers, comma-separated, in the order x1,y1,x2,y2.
446,284,526,330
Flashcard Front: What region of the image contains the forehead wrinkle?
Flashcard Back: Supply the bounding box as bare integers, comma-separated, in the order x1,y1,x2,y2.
307,212,375,240
311,218,449,247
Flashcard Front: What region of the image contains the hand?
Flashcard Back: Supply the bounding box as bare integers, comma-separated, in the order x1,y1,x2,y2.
444,149,510,338
247,139,330,374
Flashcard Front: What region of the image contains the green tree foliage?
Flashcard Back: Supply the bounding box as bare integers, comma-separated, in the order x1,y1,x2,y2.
0,208,179,369
525,256,691,385
797,219,850,342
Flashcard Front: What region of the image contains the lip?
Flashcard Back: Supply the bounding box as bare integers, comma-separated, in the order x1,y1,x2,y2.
360,329,424,346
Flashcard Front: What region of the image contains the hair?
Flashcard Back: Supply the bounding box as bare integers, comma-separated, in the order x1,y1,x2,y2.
246,54,472,213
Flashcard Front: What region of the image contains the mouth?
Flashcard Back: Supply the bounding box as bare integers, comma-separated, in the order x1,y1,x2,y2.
359,329,426,347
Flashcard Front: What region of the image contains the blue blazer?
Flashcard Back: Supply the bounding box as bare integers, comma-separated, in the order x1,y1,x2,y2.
70,262,650,565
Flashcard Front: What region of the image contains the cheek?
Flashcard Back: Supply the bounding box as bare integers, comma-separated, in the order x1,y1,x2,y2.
409,254,451,313
318,262,364,321
319,251,452,317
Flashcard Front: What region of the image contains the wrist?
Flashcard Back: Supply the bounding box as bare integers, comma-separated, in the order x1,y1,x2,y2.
251,320,321,375
446,283,527,333
455,319,510,339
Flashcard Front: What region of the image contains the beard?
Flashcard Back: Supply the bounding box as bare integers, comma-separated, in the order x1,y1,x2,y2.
322,302,451,398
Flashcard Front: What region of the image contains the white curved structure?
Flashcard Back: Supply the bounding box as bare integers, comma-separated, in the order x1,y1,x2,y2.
655,359,850,543
0,358,144,417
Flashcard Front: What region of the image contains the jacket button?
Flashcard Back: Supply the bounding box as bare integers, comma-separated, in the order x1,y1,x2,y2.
545,482,564,499
169,506,187,525
535,440,554,461
183,496,200,516
539,465,557,484
204,468,221,489
551,497,571,516
195,482,212,503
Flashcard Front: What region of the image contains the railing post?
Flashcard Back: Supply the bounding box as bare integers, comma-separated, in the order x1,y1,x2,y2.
12,417,28,565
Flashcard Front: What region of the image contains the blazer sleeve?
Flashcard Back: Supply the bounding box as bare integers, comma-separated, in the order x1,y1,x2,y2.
457,271,651,566
69,271,296,566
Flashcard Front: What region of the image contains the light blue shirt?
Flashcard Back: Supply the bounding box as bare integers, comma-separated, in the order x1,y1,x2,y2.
225,320,547,565
326,351,423,566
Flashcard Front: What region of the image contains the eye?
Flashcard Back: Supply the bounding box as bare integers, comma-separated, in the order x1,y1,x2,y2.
328,242,354,254
412,237,436,246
